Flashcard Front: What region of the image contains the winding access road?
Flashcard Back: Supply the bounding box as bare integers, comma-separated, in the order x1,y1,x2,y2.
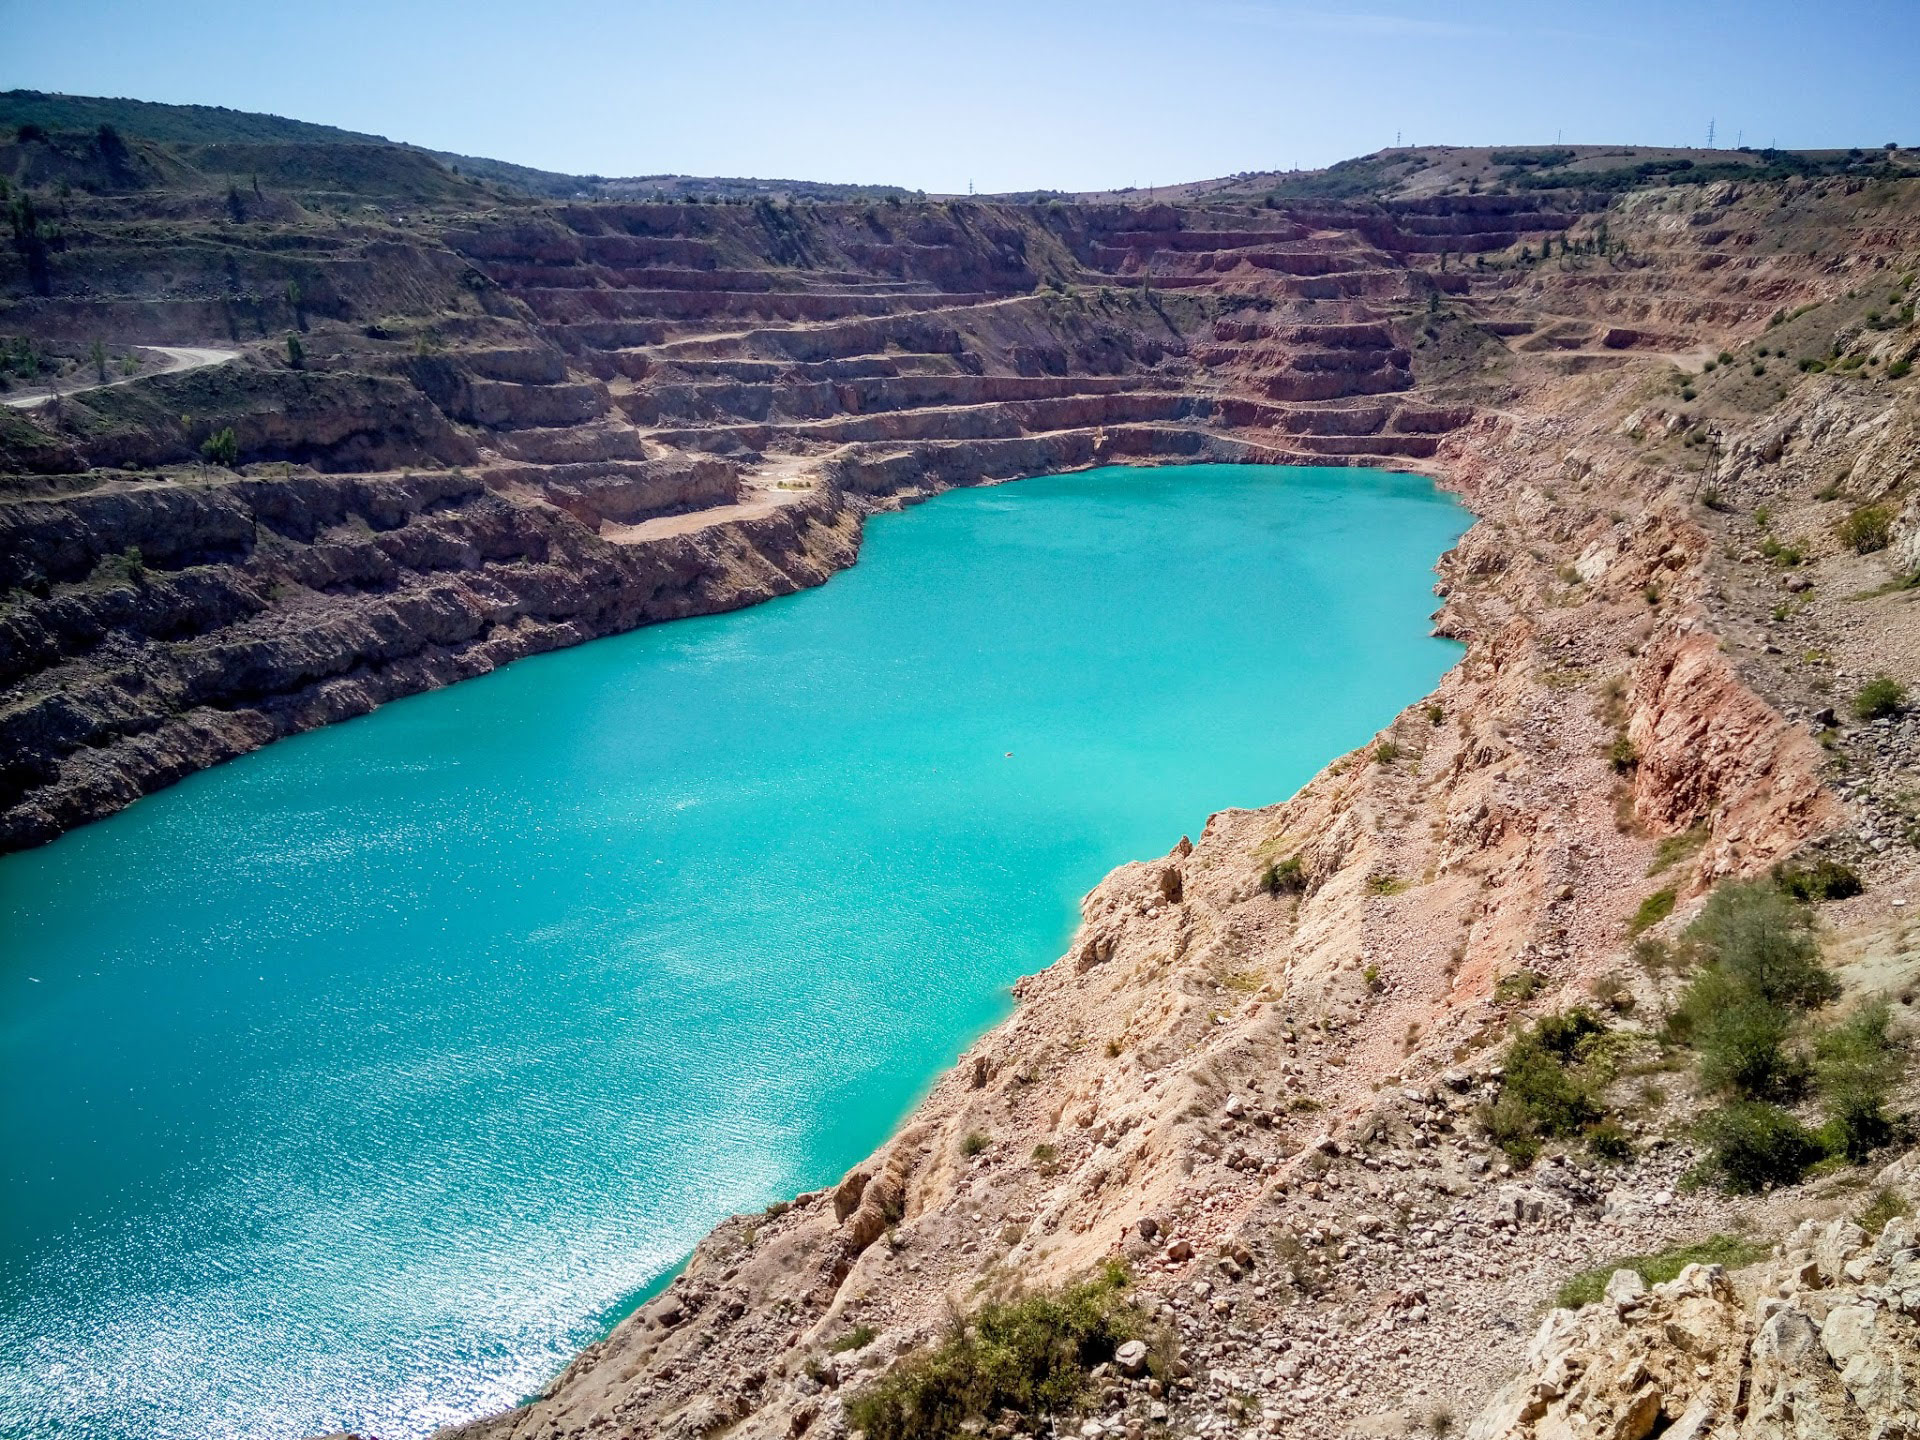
3,345,241,410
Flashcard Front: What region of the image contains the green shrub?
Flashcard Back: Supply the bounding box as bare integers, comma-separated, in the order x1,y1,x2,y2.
200,426,239,467
1373,739,1402,765
1261,855,1305,896
1694,1101,1825,1192
1554,1233,1770,1308
960,1131,990,1158
1494,969,1543,1003
845,1263,1143,1440
1685,882,1837,1010
94,545,146,587
830,1324,878,1354
1813,1001,1902,1162
1837,505,1894,554
1678,970,1808,1100
1484,1008,1611,1161
1773,858,1863,902
1854,674,1908,721
1585,1117,1635,1161
1609,733,1639,773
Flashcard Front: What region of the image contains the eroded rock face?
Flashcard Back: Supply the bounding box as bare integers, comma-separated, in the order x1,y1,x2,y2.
0,475,858,850
1468,1201,1920,1440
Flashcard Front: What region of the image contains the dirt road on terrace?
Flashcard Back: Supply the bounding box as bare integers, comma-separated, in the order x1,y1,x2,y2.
3,345,240,409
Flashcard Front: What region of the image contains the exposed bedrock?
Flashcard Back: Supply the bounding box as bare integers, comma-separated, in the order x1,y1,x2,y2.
0,472,855,850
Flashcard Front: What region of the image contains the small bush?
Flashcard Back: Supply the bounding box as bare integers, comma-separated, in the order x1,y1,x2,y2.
1586,1117,1634,1161
1373,739,1402,765
1685,882,1836,1011
1629,888,1676,936
1813,1001,1902,1162
1854,674,1908,721
1773,858,1863,902
1694,1101,1826,1192
1494,970,1543,1004
200,426,239,467
1837,505,1894,554
94,545,146,586
960,1131,990,1158
1484,1008,1611,1161
1554,1233,1770,1308
1609,733,1640,773
845,1263,1144,1440
1262,855,1305,896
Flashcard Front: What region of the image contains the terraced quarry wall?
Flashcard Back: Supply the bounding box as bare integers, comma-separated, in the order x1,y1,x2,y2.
3,176,1910,857
0,189,1608,850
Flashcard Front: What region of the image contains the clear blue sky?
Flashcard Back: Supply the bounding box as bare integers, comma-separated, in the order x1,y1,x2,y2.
5,0,1917,193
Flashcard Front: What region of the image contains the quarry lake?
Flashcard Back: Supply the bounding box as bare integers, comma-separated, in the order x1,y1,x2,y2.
0,463,1466,1440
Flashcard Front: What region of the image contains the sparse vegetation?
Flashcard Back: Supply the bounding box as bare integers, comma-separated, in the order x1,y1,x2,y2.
845,1263,1147,1440
830,1324,878,1354
1837,504,1894,554
1629,888,1676,935
960,1131,990,1158
1858,1186,1910,1236
1648,825,1707,876
1553,1233,1770,1308
1854,674,1907,721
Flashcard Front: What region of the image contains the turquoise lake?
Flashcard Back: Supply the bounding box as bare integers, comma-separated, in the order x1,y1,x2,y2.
0,464,1466,1440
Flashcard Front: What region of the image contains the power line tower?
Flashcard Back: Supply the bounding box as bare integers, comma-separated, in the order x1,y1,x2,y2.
1707,118,1716,149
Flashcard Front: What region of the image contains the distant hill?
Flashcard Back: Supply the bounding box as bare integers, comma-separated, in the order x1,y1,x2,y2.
0,90,913,202
1076,143,1917,207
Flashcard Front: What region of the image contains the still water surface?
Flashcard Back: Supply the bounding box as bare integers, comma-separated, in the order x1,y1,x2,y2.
0,464,1466,1438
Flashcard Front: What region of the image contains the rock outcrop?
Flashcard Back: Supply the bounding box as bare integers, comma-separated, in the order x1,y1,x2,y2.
1471,1166,1920,1440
